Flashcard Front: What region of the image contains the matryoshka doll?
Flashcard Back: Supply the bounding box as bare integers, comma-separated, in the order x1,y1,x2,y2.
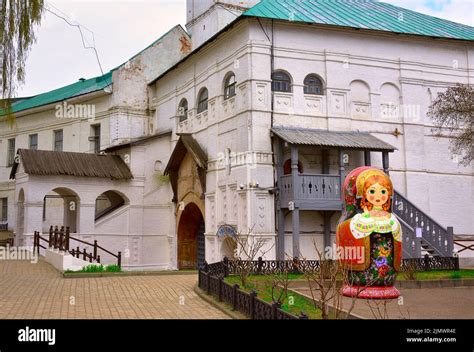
336,167,402,299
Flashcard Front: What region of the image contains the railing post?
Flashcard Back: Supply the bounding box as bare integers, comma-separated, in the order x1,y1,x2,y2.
97,255,101,264
424,254,430,271
65,227,70,252
454,256,460,271
250,290,257,320
59,226,65,251
232,284,239,311
49,226,53,248
447,226,454,257
117,251,122,268
54,226,59,249
76,246,80,258
93,240,98,261
83,247,87,261
415,238,422,258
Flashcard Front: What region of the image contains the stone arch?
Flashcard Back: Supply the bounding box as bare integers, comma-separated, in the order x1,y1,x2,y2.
380,82,401,105
43,187,80,233
94,190,129,221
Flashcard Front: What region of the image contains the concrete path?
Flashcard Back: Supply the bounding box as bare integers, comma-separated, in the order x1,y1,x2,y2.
293,286,474,319
0,259,228,319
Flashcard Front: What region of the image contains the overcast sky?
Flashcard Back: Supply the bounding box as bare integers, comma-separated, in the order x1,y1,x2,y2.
18,0,474,97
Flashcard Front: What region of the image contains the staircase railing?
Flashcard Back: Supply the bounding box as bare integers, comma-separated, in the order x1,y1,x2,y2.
33,226,122,268
393,190,454,257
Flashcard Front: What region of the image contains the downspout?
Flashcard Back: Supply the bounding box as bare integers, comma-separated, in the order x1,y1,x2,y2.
271,19,275,128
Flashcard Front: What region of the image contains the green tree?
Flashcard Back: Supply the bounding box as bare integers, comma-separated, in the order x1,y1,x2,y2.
428,84,474,166
1,0,44,114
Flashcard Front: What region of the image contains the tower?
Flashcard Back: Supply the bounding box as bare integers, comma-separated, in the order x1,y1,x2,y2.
186,0,260,50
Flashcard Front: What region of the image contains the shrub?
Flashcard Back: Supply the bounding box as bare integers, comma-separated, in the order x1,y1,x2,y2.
451,271,462,279
106,264,122,272
81,264,105,273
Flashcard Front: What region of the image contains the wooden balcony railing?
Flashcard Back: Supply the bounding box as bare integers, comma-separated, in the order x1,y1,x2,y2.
279,174,342,210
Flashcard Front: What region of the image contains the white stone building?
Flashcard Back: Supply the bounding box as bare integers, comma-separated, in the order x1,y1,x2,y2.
1,0,473,269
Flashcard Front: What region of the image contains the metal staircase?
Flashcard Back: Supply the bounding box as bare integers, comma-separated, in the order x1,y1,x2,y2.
393,191,454,258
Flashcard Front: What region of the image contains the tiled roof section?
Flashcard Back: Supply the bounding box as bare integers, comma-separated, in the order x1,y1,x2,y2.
10,149,133,180
7,72,112,115
272,127,396,151
244,0,474,41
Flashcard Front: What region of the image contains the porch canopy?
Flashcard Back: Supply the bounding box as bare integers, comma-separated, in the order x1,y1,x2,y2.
10,149,133,180
164,134,208,203
271,127,396,152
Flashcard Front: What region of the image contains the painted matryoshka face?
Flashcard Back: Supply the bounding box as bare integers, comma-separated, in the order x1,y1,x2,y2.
365,183,389,207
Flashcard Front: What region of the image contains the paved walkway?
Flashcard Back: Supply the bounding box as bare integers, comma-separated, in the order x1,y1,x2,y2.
0,259,228,319
293,286,474,319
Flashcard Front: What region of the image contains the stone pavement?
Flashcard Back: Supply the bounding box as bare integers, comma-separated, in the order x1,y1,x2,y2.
0,259,229,319
293,286,474,319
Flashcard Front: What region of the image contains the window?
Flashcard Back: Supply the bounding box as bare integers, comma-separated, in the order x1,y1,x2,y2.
7,138,15,166
197,88,209,114
224,73,236,100
304,74,324,95
29,134,38,150
1,198,7,222
90,125,101,153
272,71,292,92
54,130,63,152
178,99,188,122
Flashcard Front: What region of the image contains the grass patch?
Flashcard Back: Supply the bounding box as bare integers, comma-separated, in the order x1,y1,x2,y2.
65,264,122,274
224,275,322,319
399,269,474,281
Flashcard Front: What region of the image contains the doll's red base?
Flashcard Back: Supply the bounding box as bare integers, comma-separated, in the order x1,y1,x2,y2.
342,285,401,299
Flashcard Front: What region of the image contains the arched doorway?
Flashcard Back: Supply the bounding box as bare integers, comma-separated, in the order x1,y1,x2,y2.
43,187,80,233
177,203,205,269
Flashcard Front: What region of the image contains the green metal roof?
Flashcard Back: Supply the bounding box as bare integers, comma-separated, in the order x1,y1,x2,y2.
243,0,474,41
5,71,112,115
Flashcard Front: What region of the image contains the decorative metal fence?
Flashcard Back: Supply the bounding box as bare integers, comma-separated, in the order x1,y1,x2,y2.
198,269,308,320
205,256,459,279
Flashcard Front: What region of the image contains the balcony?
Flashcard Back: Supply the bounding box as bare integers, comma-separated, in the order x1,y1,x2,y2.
279,174,342,211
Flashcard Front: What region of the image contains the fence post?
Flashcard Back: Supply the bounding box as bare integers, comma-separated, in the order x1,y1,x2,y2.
257,257,263,275
232,284,239,311
454,256,460,271
117,251,122,268
271,302,280,320
223,257,229,277
65,227,70,252
207,274,211,295
76,246,80,258
292,257,300,274
83,247,87,261
250,290,257,319
218,278,223,302
97,255,101,264
424,254,430,271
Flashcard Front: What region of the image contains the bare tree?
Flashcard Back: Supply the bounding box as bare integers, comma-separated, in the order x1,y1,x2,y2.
428,84,474,166
225,230,274,287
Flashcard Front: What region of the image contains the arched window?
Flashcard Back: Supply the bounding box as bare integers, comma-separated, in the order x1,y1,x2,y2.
272,71,292,93
224,73,237,100
197,88,209,114
283,159,303,175
178,99,188,122
304,74,324,95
